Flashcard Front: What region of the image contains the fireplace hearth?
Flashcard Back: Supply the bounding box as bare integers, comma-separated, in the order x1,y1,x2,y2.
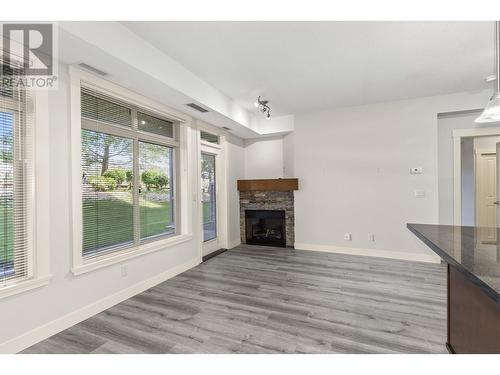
245,210,286,248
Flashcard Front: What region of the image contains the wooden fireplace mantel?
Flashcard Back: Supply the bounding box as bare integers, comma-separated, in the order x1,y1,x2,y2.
237,178,299,192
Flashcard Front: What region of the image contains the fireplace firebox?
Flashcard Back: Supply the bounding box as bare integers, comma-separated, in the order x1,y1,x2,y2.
245,210,286,248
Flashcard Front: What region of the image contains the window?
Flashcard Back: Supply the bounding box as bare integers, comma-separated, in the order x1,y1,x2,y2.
80,88,178,261
0,66,33,287
81,130,134,257
200,131,219,144
138,112,174,138
139,141,175,239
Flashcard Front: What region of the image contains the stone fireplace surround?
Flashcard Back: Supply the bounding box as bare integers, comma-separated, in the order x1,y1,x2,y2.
238,179,298,248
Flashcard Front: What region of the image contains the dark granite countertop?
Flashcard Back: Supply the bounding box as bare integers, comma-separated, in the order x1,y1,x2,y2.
408,223,500,304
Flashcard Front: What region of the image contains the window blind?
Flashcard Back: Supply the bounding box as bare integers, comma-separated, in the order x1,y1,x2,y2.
80,88,177,259
0,64,33,285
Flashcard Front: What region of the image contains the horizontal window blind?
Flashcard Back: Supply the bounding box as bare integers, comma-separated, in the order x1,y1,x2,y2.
81,89,132,128
80,88,177,259
0,64,33,285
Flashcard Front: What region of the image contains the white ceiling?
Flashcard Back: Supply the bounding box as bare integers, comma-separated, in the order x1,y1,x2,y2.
122,21,496,116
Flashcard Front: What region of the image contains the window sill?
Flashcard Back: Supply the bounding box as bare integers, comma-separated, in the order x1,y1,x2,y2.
72,234,193,276
0,274,52,300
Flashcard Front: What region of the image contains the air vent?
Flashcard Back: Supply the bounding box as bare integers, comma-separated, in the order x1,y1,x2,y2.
78,62,108,77
222,126,231,131
186,103,209,113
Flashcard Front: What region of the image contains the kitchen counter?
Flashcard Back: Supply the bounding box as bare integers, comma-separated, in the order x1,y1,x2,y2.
407,223,499,303
408,223,500,353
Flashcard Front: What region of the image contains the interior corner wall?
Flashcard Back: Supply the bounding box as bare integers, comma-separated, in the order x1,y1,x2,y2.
283,132,295,177
226,135,245,247
293,90,492,258
244,136,284,179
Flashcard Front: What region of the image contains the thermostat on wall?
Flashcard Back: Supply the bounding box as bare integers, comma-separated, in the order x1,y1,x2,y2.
410,167,423,174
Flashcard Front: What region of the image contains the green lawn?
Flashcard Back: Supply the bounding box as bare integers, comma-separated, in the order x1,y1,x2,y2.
202,200,214,224
83,196,173,254
2,195,215,261
0,200,13,265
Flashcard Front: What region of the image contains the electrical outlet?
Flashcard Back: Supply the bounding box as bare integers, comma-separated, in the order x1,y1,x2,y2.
121,266,128,278
368,234,375,242
344,233,352,241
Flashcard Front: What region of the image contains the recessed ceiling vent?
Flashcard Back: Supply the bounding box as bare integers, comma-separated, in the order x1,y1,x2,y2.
186,103,209,113
78,62,108,77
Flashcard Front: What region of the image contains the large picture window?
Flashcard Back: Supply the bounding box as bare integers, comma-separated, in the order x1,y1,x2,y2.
0,66,33,286
80,88,178,260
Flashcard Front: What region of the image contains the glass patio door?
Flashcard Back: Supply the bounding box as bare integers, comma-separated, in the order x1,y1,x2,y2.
201,152,217,243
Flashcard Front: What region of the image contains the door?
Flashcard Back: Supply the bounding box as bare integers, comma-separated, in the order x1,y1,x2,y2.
201,150,219,255
496,142,500,260
476,151,497,244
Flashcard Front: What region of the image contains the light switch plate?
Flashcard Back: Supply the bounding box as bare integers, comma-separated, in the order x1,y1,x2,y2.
414,190,425,198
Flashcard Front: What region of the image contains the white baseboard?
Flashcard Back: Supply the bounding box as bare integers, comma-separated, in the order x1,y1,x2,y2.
227,239,241,249
0,257,200,354
294,243,441,264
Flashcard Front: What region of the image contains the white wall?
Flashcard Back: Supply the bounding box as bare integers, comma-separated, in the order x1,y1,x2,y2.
461,137,475,226
474,135,500,150
293,90,492,259
283,133,295,177
226,135,245,247
244,136,284,179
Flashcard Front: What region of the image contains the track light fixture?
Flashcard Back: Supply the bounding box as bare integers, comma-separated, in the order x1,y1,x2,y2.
476,21,500,123
254,96,271,120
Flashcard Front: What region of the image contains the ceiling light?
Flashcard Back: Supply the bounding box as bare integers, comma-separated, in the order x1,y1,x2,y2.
476,21,500,123
255,96,271,120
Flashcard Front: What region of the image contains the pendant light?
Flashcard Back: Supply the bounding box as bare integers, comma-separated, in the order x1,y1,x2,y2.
475,21,500,123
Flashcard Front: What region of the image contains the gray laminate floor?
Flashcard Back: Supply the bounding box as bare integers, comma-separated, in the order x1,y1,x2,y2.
22,245,447,354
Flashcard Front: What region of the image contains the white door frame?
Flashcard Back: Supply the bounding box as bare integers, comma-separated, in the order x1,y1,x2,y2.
197,123,228,256
453,126,500,225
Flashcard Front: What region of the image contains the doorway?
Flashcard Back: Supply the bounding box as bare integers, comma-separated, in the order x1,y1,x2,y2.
459,134,500,246
199,128,226,257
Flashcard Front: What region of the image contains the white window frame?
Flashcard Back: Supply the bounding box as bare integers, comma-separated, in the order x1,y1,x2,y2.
0,88,51,299
69,66,194,275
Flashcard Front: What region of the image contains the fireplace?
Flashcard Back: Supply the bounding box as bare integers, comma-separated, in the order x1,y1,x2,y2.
245,210,286,248
238,178,298,248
